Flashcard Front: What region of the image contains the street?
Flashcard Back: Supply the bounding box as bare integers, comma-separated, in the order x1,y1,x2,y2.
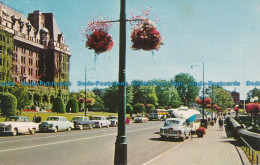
0,121,184,165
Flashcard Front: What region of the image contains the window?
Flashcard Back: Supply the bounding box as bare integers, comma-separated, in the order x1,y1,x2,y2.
36,70,38,76
21,66,25,74
28,68,33,76
21,56,25,64
13,65,17,73
36,60,39,67
29,58,33,65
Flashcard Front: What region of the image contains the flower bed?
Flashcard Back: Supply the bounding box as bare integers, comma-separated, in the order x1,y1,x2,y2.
22,109,37,112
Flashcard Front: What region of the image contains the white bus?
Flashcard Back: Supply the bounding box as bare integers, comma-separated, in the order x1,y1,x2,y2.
148,109,168,120
171,107,202,133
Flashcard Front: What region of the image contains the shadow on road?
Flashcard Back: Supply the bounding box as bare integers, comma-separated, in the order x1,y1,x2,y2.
149,137,184,142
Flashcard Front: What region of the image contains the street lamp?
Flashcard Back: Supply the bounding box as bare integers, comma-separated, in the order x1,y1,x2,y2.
191,62,205,127
84,66,96,116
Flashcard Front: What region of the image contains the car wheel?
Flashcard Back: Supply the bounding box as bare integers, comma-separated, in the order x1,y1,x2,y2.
89,125,93,129
12,128,18,136
30,128,36,134
180,136,185,141
54,127,58,133
79,125,83,130
67,127,71,132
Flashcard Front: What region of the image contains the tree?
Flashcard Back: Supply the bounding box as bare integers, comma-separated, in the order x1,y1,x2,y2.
145,104,155,113
133,103,145,114
0,93,17,116
11,85,31,110
247,88,260,101
126,104,133,114
213,88,234,109
52,97,65,113
66,98,79,113
173,73,199,106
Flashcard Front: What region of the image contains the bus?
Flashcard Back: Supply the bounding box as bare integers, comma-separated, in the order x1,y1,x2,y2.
148,109,168,120
171,107,202,133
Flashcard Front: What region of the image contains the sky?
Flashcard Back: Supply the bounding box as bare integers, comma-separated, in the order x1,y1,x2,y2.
5,0,260,99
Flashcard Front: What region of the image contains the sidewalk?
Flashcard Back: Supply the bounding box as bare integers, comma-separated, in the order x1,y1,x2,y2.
145,123,251,165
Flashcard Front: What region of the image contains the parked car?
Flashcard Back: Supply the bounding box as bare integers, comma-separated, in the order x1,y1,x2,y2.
133,115,148,123
39,116,74,132
91,116,111,128
159,118,191,140
71,116,95,130
107,116,118,127
0,116,39,136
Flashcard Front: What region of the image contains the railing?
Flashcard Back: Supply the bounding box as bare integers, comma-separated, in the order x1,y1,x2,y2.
240,137,260,165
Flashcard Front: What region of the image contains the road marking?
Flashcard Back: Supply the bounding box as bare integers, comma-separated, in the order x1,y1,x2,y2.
0,125,160,153
0,128,116,144
142,142,184,165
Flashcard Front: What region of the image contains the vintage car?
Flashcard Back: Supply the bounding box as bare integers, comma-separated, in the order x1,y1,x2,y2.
159,118,191,140
107,116,118,127
39,116,74,132
91,116,111,128
71,116,95,130
0,116,39,136
133,115,148,123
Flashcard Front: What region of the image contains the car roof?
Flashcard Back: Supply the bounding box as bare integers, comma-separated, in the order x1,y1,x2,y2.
48,116,66,118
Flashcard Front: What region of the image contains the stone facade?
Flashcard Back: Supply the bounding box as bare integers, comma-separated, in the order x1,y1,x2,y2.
0,3,71,108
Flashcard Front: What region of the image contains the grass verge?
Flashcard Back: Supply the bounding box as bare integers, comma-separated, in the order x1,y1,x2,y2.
241,146,260,164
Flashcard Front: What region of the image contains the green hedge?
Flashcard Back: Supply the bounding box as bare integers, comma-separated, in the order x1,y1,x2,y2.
52,97,65,113
0,92,17,116
66,98,79,113
133,103,145,114
126,104,133,114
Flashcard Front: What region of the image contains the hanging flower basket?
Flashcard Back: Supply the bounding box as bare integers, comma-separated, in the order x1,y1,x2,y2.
81,18,114,54
131,18,162,51
86,29,114,54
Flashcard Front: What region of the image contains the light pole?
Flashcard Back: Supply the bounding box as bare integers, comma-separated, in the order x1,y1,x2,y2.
114,0,127,164
191,62,205,126
84,66,96,116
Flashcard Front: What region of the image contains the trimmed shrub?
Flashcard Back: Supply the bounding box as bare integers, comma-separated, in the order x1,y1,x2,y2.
0,93,17,116
126,104,133,114
52,97,65,113
66,98,79,113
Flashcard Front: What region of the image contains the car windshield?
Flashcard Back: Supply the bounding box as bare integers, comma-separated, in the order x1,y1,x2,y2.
47,117,59,121
164,120,180,126
107,117,117,120
5,117,20,122
72,117,83,121
92,117,102,120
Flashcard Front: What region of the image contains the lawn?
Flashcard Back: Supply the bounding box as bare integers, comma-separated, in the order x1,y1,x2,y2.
241,146,260,164
0,111,128,122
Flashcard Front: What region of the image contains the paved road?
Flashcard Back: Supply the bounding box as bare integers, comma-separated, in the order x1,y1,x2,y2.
0,121,185,165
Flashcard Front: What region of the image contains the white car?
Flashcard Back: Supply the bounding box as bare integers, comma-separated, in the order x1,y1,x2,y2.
159,118,191,140
91,116,111,128
39,116,74,132
0,116,39,136
107,116,118,127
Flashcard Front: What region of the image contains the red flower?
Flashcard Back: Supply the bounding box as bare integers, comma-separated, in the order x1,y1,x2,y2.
78,98,85,103
246,103,260,114
234,107,239,112
86,98,93,103
86,29,114,54
131,19,162,51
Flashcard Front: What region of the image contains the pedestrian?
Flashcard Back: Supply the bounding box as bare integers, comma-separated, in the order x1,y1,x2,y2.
33,115,36,122
35,115,42,123
131,114,135,121
126,117,130,125
214,116,217,123
218,117,224,130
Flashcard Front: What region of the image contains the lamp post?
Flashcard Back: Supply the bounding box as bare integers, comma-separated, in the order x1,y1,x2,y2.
114,0,127,164
191,62,205,126
84,66,96,116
